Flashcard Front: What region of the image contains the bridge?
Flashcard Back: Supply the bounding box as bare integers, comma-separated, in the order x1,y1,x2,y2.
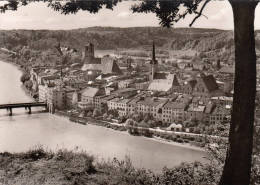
0,102,47,116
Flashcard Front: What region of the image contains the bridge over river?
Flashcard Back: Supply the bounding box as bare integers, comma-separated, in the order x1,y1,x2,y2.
0,102,47,116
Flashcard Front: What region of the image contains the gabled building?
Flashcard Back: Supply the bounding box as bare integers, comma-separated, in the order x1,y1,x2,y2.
193,75,221,98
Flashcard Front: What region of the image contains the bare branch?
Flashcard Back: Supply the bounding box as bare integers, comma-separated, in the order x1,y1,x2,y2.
189,0,211,27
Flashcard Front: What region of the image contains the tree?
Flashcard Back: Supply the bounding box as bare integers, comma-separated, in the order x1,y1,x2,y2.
92,108,100,118
24,80,33,90
103,112,108,120
1,0,258,184
125,118,135,126
87,111,92,117
20,72,30,84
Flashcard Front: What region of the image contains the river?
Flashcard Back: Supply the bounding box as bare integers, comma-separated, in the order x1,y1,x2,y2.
0,61,207,173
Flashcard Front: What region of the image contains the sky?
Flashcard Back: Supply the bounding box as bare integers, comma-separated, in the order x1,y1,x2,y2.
0,1,260,30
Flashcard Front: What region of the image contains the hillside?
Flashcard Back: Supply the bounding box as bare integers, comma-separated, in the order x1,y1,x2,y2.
0,147,219,185
3,27,256,66
0,27,233,52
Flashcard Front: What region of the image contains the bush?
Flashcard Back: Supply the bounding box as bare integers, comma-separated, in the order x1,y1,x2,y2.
20,73,30,84
22,145,48,161
87,111,92,117
24,80,33,90
92,108,100,117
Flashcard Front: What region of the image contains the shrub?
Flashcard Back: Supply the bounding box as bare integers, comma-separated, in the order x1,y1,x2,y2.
22,145,48,161
20,72,30,84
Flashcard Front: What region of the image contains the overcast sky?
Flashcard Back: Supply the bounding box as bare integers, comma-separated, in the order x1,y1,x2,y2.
0,1,260,30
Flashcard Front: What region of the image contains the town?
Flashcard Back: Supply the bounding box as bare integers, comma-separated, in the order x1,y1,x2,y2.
13,41,237,143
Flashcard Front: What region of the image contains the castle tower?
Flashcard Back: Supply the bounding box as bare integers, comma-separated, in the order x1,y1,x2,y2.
82,43,95,63
149,41,158,81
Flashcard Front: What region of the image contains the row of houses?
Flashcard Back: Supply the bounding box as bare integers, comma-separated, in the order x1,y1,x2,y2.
75,86,230,125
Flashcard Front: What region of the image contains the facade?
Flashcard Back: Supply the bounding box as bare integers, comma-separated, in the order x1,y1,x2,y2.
47,87,66,110
78,87,105,110
185,105,205,121
107,97,131,117
209,105,230,124
38,83,55,102
118,79,134,89
162,101,187,123
136,97,168,121
135,81,150,90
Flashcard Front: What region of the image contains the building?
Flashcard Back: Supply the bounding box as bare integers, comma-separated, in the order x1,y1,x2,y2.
81,43,122,75
162,101,187,123
148,73,180,92
78,87,105,110
118,79,134,89
47,87,66,110
192,75,221,98
148,42,180,92
112,88,137,98
186,104,205,121
178,79,197,95
136,97,168,121
107,97,132,117
209,105,230,124
211,96,233,106
135,81,150,90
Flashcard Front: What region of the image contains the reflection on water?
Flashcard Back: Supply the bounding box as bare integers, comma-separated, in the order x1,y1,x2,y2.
0,61,207,172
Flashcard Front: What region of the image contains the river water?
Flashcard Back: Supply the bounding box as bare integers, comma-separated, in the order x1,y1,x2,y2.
0,61,207,172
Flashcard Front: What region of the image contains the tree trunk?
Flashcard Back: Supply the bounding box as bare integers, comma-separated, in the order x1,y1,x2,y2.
219,2,258,185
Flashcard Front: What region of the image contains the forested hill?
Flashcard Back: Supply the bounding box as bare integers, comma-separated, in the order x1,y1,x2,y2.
0,27,236,53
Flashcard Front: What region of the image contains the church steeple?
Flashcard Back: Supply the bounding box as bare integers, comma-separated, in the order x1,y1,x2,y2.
151,41,157,65
150,41,158,81
152,41,156,62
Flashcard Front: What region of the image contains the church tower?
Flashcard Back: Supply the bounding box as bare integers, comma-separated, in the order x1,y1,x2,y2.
149,41,158,81
82,43,94,63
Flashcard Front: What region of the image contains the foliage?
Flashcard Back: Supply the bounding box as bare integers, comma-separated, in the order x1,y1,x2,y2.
103,112,108,120
107,109,119,118
118,116,127,123
96,156,156,185
125,118,136,126
21,145,47,161
92,108,100,118
158,162,219,185
88,111,93,117
20,72,30,84
24,80,33,90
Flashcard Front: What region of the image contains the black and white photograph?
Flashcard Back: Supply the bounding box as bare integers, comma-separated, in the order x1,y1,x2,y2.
0,0,259,185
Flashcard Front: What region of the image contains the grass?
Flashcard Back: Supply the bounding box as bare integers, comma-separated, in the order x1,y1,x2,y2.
0,146,217,185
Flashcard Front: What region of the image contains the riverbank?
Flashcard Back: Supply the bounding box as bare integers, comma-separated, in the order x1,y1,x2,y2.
53,112,205,152
0,147,216,185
